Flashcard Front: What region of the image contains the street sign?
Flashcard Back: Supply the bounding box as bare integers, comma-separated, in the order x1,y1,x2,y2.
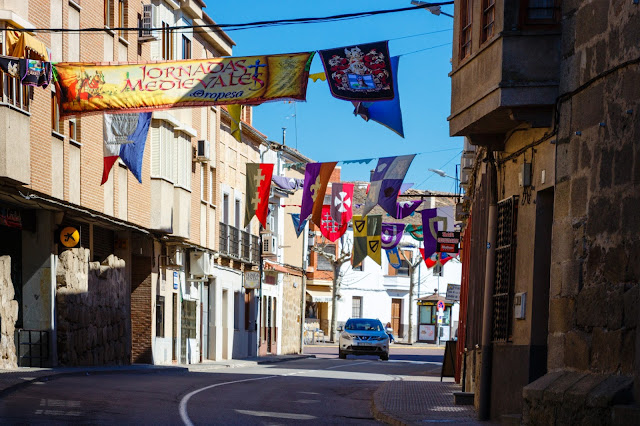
59,226,80,248
437,231,460,253
437,300,445,311
446,284,461,301
244,271,260,289
173,271,179,290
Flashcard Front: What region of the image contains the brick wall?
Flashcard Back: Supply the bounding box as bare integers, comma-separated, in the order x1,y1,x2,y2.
130,255,152,364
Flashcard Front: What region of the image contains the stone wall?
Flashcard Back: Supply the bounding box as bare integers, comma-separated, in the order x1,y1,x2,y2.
524,1,640,423
56,249,131,366
281,274,302,354
0,256,18,369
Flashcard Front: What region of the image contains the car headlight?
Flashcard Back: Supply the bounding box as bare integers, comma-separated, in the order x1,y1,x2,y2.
373,336,388,341
341,332,353,340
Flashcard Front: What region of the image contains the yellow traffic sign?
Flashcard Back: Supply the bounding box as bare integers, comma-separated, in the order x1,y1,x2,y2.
60,226,80,248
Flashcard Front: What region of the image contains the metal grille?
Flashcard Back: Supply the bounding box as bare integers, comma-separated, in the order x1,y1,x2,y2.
229,226,240,258
240,230,251,261
251,235,260,264
492,196,518,342
16,329,49,367
218,222,229,255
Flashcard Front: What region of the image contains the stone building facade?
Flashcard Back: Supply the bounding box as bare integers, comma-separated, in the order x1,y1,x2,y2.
451,0,640,423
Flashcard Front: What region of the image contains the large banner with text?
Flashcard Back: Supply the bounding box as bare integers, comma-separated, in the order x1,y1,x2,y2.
53,52,315,116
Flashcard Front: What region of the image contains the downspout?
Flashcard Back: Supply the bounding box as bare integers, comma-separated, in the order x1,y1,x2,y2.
478,151,497,421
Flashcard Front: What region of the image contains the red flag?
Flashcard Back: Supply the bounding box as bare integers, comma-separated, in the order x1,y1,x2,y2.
420,249,456,269
245,163,274,228
320,205,347,242
330,183,354,225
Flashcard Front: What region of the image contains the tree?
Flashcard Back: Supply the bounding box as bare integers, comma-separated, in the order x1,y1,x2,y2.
312,235,351,342
399,248,423,344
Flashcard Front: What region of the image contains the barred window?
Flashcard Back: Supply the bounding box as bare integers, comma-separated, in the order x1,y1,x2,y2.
492,196,518,342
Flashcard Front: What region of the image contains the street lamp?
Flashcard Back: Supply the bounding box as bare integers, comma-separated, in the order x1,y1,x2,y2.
428,167,460,198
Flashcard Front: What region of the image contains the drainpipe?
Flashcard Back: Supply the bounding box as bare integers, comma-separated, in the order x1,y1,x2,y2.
478,151,497,421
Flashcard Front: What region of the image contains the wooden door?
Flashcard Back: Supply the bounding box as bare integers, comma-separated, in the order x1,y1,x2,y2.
391,299,402,337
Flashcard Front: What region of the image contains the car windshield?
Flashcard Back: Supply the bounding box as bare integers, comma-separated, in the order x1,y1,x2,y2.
344,319,383,332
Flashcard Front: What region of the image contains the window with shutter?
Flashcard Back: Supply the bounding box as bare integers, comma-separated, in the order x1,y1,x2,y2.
150,121,161,177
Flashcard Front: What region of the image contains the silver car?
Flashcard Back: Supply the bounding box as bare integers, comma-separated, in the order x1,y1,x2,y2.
338,318,390,360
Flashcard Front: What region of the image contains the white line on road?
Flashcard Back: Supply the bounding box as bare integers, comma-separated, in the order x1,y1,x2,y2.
324,361,372,370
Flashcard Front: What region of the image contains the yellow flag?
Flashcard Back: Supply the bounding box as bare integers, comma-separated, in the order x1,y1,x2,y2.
309,72,327,82
228,105,242,142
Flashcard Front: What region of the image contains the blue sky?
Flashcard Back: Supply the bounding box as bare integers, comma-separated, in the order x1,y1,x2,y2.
206,1,461,193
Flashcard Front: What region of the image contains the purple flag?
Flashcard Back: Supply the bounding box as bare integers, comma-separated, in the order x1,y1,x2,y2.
381,223,405,249
421,206,455,259
384,199,422,219
272,175,304,191
363,154,416,216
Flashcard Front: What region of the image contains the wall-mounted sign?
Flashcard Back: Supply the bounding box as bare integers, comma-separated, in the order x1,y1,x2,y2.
59,226,80,248
244,271,260,289
446,284,461,301
173,271,179,290
0,208,21,229
437,231,460,254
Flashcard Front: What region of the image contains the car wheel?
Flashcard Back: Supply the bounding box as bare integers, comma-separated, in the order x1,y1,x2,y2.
339,351,347,359
380,353,389,361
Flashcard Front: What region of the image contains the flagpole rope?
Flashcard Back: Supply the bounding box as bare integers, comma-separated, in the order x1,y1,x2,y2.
2,3,454,34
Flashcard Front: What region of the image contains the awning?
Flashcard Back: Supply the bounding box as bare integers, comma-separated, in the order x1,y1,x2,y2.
306,288,332,303
264,260,303,276
6,31,49,61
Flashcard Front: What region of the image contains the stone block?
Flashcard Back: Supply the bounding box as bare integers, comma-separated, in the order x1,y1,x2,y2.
565,330,591,370
545,371,588,403
554,180,571,219
570,176,589,218
591,328,622,373
523,370,568,402
622,284,638,328
620,328,635,375
575,1,609,49
604,284,624,330
576,284,606,327
587,196,619,236
547,333,566,371
548,297,576,333
587,375,634,408
561,259,583,297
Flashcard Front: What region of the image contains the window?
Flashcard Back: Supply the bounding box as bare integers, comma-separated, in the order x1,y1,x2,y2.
244,290,251,330
68,118,78,143
523,0,560,22
208,169,213,204
182,35,191,60
51,90,61,133
235,199,241,228
223,194,230,224
481,0,495,43
351,296,362,319
459,0,472,60
118,0,126,38
492,196,518,342
156,295,165,337
151,120,174,181
162,22,173,60
104,0,114,27
175,132,191,190
234,291,241,330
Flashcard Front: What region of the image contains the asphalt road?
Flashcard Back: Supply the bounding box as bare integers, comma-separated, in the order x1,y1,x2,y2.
0,346,443,425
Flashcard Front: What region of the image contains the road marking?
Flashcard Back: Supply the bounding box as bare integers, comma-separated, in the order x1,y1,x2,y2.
235,409,316,420
325,361,372,370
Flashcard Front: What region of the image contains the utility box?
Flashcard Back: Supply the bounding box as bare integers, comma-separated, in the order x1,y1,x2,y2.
518,163,532,187
514,292,526,319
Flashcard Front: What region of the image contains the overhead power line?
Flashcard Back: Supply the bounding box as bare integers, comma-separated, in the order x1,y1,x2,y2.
2,2,454,34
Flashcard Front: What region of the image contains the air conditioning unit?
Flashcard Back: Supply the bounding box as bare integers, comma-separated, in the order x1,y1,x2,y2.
262,236,277,256
190,251,212,276
139,4,158,42
196,139,210,162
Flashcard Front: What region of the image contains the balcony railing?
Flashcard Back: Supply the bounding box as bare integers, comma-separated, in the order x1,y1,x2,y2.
219,222,261,264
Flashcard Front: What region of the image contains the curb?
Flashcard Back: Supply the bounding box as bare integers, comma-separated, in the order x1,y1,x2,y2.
256,354,316,364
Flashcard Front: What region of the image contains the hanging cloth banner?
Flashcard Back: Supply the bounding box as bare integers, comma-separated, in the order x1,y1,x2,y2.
53,52,315,116
388,199,423,219
363,154,416,216
352,56,404,137
289,213,307,238
319,41,394,102
300,162,337,226
352,215,382,267
102,112,152,184
386,247,402,269
420,250,456,269
0,55,20,78
245,163,274,228
406,224,424,241
319,205,348,242
272,175,304,191
381,223,405,250
330,182,354,225
421,206,455,260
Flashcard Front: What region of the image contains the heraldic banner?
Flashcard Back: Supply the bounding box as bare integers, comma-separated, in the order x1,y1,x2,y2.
352,215,382,267
53,52,315,116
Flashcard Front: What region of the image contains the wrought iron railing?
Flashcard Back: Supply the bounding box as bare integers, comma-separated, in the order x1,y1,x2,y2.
241,230,251,261
229,226,240,258
219,222,229,255
251,235,260,264
15,329,50,367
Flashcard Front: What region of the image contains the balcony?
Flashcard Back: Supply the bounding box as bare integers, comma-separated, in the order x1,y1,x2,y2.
0,75,31,185
219,222,261,264
448,2,561,148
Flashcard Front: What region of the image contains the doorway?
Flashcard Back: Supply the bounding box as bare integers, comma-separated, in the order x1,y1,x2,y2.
222,289,229,359
391,298,402,339
529,188,554,382
201,284,209,360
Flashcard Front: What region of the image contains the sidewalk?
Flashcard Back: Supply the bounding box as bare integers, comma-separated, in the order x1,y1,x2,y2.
0,354,315,398
372,377,486,425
